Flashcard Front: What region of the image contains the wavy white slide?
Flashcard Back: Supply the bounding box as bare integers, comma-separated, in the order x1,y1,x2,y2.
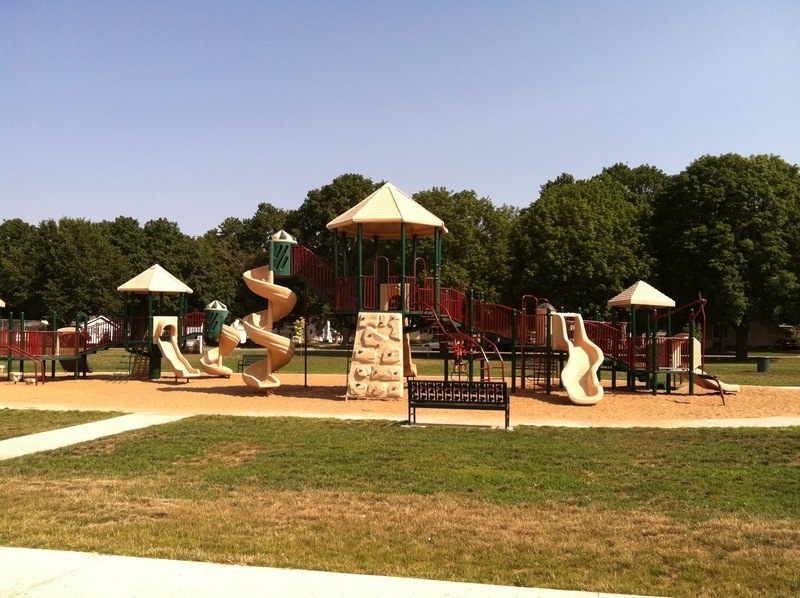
200,324,241,377
153,317,202,380
550,313,604,405
241,266,297,390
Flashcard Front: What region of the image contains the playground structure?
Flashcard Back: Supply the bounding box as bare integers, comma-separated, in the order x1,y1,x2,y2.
1,183,739,407
0,265,224,385
262,182,604,405
0,256,295,392
0,313,125,385
261,183,738,406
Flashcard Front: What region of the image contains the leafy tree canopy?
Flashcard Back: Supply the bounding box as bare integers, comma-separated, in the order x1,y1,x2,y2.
510,176,653,313
653,153,800,359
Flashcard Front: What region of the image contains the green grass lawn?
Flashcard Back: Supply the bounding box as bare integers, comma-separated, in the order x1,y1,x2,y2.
3,348,453,378
5,347,800,387
1,415,798,597
0,409,122,440
704,353,800,386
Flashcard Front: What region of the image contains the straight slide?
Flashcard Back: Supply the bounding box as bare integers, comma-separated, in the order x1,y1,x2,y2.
153,317,201,380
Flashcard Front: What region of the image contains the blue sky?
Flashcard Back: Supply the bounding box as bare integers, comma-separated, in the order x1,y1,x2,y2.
2,1,799,237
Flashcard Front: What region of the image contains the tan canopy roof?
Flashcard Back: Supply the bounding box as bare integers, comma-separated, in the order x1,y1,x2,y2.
0,298,5,308
607,281,675,308
117,264,193,294
326,182,448,239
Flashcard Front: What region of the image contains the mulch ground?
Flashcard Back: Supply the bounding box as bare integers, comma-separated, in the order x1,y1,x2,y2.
3,372,799,428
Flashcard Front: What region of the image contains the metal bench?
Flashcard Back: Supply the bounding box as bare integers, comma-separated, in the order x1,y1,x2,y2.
407,379,510,429
237,353,266,372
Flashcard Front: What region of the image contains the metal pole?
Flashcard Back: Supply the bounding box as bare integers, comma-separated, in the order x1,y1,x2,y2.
468,289,475,381
357,224,363,312
374,236,380,311
400,223,407,316
689,310,695,395
546,308,552,394
304,285,308,388
434,228,441,315
511,308,518,392
650,309,658,395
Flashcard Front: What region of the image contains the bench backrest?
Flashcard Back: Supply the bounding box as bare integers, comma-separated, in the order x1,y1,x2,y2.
408,379,508,406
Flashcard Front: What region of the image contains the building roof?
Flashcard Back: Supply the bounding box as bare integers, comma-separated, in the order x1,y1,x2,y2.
607,280,675,308
326,182,448,239
117,264,193,294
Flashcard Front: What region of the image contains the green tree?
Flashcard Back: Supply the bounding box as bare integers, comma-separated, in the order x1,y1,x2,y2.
38,218,127,318
599,163,669,209
244,202,289,253
653,154,800,359
510,177,653,312
0,219,45,316
413,188,516,303
198,203,288,318
285,173,380,260
100,216,149,283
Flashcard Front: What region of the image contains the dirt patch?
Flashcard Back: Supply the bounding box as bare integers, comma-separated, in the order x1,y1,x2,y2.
2,373,799,428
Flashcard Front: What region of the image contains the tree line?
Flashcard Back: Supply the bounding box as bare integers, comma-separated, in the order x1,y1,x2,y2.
1,153,798,359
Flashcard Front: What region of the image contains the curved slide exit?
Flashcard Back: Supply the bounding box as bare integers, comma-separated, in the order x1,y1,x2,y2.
200,324,241,377
550,313,604,405
153,317,202,380
686,336,741,395
241,266,297,390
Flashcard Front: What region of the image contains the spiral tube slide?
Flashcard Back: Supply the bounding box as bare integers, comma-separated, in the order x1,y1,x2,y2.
199,324,241,377
241,266,297,390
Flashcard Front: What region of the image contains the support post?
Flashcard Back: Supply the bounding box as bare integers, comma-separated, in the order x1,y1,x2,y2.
688,310,695,395
373,236,380,311
357,224,364,312
400,223,407,316
546,308,552,394
511,308,518,392
650,309,658,395
434,228,441,315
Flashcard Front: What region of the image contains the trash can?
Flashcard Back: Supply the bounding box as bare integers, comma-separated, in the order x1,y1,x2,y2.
204,300,229,344
756,356,771,373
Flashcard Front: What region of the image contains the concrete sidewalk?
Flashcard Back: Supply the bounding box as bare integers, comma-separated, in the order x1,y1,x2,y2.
0,414,188,460
0,547,666,598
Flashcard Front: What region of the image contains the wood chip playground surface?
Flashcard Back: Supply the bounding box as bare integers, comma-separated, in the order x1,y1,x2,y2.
3,373,800,428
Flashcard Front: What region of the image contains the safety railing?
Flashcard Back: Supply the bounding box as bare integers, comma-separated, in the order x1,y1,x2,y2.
473,301,515,340
292,245,336,303
0,344,46,384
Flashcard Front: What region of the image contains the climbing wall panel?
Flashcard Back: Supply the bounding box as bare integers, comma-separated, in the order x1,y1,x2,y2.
346,312,404,400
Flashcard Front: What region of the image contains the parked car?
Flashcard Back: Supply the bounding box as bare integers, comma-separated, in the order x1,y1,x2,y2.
776,338,800,350
413,341,441,354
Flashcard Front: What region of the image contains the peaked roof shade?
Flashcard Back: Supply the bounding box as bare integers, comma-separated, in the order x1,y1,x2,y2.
117,264,193,294
270,230,297,244
607,280,675,308
0,298,5,308
326,182,448,239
